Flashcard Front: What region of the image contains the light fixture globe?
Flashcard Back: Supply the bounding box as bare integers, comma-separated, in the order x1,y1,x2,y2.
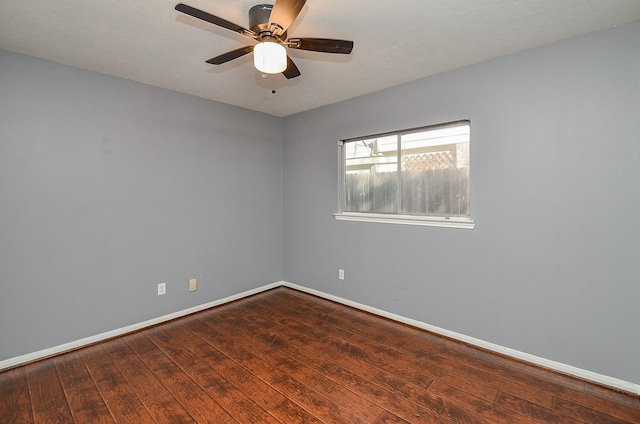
253,41,287,74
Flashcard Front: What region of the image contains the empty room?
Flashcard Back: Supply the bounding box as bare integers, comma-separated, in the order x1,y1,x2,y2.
1,0,639,422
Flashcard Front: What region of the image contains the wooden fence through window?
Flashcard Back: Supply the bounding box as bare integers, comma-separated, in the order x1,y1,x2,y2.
345,168,469,216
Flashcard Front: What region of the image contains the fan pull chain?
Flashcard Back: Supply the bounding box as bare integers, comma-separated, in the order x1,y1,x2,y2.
272,75,276,94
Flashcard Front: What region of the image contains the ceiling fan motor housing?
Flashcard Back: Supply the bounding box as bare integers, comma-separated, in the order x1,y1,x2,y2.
249,4,273,34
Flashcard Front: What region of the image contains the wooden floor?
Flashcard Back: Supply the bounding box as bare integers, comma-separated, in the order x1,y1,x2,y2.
1,287,639,423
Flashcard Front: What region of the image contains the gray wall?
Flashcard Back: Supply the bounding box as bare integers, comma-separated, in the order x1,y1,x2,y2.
282,21,640,383
0,50,283,361
2,21,639,385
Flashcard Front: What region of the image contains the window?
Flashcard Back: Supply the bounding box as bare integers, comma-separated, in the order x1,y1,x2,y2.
335,120,474,228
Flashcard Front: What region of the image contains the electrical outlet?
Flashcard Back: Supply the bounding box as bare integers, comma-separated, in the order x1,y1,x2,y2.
158,282,166,296
188,278,197,292
338,269,345,280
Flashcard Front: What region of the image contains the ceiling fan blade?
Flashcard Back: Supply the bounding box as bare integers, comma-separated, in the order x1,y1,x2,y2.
206,46,254,65
268,0,307,36
282,56,301,79
175,3,253,37
289,38,354,54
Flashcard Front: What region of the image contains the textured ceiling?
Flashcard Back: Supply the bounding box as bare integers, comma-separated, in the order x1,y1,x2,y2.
2,1,640,117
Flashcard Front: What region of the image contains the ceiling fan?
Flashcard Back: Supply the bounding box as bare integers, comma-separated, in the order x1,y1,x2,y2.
175,0,354,79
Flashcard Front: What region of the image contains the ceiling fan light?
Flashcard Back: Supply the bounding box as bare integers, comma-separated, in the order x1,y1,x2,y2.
253,41,287,74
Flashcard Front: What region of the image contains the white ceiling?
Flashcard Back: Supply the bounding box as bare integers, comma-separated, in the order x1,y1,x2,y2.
2,1,640,117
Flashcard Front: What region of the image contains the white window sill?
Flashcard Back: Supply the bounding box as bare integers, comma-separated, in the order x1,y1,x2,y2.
334,212,475,229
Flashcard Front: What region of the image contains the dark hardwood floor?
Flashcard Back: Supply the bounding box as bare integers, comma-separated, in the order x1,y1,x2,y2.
1,287,638,423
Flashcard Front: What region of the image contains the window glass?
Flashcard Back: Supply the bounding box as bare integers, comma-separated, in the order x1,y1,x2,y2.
341,121,470,218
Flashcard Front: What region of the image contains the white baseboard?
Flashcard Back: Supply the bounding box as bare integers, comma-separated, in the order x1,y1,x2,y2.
2,280,638,396
0,282,282,372
280,281,640,396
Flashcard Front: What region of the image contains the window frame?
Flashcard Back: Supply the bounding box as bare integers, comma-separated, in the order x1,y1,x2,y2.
334,120,475,229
